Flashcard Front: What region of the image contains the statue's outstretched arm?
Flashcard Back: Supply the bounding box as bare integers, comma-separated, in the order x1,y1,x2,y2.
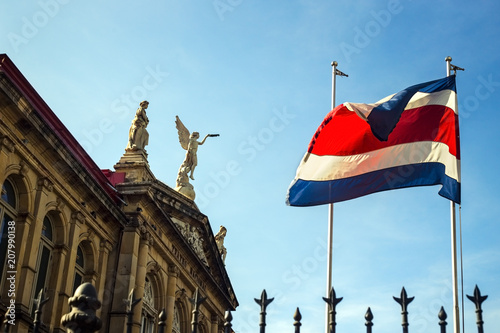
199,134,219,145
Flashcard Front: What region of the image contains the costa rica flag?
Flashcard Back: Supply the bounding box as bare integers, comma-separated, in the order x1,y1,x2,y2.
286,76,460,206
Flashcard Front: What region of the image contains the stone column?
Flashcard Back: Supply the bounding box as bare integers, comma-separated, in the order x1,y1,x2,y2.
165,264,179,333
96,239,113,318
52,211,85,331
211,314,219,333
131,228,152,333
108,226,141,332
16,177,53,324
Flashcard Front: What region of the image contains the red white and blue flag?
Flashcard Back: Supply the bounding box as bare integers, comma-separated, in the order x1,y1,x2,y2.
286,75,460,206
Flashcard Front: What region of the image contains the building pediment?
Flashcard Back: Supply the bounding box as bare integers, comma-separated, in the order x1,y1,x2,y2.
114,169,237,309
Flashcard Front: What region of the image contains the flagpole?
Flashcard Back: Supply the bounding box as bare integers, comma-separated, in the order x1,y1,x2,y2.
325,62,336,333
446,55,460,333
326,61,347,333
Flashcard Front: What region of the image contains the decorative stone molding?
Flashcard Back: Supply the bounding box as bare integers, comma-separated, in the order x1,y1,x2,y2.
56,197,66,211
87,228,96,242
0,135,15,153
37,177,53,192
168,264,180,277
100,239,114,253
147,261,161,275
175,288,187,301
71,211,86,224
139,224,154,246
54,243,70,255
19,160,29,178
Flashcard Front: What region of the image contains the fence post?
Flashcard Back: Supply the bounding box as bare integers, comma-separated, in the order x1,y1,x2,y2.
224,310,233,333
365,307,373,333
322,287,343,333
158,308,167,333
125,288,141,333
60,283,102,333
466,285,487,333
32,289,49,333
438,306,447,333
293,307,301,333
189,288,207,333
393,287,414,333
254,290,274,333
2,308,13,333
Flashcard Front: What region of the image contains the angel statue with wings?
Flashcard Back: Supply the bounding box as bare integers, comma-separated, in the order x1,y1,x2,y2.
175,116,219,199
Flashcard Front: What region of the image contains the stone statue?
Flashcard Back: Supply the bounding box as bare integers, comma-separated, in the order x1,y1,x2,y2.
175,116,219,180
126,101,149,151
214,225,227,264
174,116,219,199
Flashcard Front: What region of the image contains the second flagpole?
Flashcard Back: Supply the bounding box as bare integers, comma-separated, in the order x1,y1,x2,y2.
446,56,462,333
326,61,347,333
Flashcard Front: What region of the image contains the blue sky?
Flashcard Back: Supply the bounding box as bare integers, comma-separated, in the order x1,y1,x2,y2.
2,0,500,332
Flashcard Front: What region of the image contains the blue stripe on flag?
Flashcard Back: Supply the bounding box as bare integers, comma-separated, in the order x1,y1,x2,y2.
286,162,460,206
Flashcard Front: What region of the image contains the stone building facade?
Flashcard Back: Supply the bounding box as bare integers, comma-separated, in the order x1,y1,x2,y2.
0,54,237,332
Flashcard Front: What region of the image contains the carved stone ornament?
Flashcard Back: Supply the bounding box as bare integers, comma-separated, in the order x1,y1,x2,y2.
172,218,208,265
173,305,181,333
37,177,53,192
143,278,154,308
19,160,29,177
71,211,86,224
168,264,180,277
0,135,15,153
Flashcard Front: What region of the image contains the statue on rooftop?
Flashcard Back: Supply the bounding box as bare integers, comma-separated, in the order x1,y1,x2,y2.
175,116,219,180
174,116,219,200
126,101,150,151
214,225,227,264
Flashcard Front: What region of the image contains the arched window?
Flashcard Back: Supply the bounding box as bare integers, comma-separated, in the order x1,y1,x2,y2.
0,179,18,288
32,216,53,313
140,276,157,333
72,245,85,293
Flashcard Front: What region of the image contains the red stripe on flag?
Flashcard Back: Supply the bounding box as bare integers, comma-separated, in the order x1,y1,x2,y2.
308,104,459,158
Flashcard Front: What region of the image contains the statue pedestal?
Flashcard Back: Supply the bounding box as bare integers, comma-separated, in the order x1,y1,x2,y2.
175,183,196,200
114,149,155,183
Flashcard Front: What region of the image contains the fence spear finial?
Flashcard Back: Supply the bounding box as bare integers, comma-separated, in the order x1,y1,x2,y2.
255,289,274,333
323,287,343,333
467,285,487,333
393,287,414,333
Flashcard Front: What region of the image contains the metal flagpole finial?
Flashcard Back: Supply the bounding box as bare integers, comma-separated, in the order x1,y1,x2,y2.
445,56,465,75
331,61,348,77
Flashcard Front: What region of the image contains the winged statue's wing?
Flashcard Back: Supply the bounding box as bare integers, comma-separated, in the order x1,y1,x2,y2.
175,116,190,150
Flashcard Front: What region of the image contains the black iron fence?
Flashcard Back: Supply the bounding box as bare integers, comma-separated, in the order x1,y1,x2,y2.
0,283,488,332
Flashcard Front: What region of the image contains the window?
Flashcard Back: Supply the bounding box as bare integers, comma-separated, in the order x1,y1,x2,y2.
72,245,85,293
32,216,53,313
1,180,16,208
140,276,157,333
0,179,17,288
